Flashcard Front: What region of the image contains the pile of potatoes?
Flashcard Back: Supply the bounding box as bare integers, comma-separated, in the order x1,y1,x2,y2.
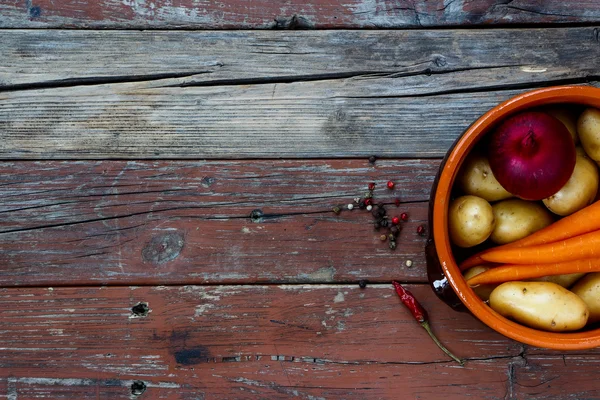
451,106,600,332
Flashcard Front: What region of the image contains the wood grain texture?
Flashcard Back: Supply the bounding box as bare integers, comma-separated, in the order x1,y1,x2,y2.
0,284,525,399
2,28,600,159
1,0,600,29
0,159,435,286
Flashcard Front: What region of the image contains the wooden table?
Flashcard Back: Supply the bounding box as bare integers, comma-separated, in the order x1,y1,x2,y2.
2,1,600,398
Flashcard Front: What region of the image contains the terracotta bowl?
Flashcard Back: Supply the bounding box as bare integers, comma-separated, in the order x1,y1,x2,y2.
427,85,600,350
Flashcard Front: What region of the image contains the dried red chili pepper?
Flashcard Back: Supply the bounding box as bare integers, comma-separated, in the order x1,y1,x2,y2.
392,281,464,365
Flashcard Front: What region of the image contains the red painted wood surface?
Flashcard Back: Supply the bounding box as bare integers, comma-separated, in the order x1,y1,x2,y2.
2,0,600,28
0,160,435,286
0,284,530,398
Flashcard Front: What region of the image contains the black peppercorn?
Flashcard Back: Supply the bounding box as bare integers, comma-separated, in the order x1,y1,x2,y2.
390,226,400,236
359,200,366,209
389,240,397,250
372,208,381,218
359,280,368,289
333,206,341,215
380,219,389,228
368,155,376,164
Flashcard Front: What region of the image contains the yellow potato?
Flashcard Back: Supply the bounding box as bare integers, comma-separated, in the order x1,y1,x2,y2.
490,199,553,245
543,148,599,216
489,281,589,332
533,273,585,288
571,273,600,324
456,152,512,201
463,266,497,301
578,107,600,162
545,106,579,144
448,195,495,248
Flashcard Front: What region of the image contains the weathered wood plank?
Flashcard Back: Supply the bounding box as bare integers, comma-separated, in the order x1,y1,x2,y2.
2,28,600,159
513,355,600,399
3,28,600,88
1,0,600,29
0,159,434,286
0,284,523,399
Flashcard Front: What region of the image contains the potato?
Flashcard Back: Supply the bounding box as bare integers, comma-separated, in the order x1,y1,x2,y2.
545,106,579,144
456,152,512,201
448,195,495,248
489,281,589,332
533,273,585,288
571,273,600,324
490,199,553,245
578,107,600,162
543,148,599,216
463,266,497,301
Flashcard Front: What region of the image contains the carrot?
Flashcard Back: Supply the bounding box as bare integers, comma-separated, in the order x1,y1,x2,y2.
479,229,600,265
466,258,600,286
459,200,600,270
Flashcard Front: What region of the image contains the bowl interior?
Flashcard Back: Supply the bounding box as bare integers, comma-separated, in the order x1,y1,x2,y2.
433,85,600,350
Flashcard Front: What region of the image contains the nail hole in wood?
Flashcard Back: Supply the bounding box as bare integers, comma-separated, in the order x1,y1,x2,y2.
131,380,146,396
131,302,150,317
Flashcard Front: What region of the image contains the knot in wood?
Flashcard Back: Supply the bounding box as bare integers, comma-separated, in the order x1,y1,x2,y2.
142,232,184,265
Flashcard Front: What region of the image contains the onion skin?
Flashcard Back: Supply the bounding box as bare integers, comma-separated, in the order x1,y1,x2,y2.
488,111,576,201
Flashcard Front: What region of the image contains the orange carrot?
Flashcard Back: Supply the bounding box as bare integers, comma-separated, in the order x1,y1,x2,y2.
459,200,600,270
479,229,600,265
466,258,600,286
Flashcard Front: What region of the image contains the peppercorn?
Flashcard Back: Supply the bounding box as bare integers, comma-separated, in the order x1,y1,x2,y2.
401,212,408,221
358,200,366,209
387,181,395,190
390,226,400,237
372,209,381,218
359,280,368,289
364,191,373,199
395,198,401,207
366,205,373,211
376,208,386,217
347,203,354,210
333,206,341,215
368,155,377,164
405,259,413,268
388,233,396,242
391,216,400,225
380,219,389,228
417,225,426,236
389,240,397,250
380,234,387,241
368,182,376,191
364,198,372,206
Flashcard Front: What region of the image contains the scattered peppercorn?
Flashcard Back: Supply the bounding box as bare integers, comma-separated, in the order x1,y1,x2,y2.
354,197,361,204
368,155,377,164
368,182,376,191
401,212,408,221
388,233,396,242
387,181,395,190
395,198,401,207
347,203,354,210
359,280,368,289
333,206,341,215
366,205,373,211
391,216,400,225
380,234,387,241
372,209,381,218
417,225,426,236
405,259,413,268
364,198,372,206
390,226,400,237
359,200,366,209
389,240,397,250
380,219,389,228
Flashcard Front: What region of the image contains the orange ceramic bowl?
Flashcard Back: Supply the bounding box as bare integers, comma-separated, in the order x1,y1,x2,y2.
427,85,600,350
